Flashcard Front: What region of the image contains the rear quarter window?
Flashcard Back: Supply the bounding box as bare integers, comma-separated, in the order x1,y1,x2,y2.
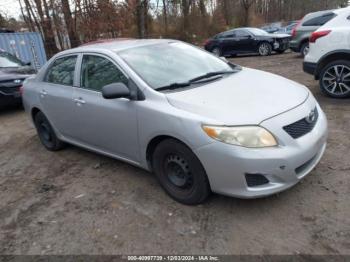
302,13,336,26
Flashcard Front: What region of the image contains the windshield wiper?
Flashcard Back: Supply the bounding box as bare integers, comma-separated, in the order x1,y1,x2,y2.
189,70,235,83
156,70,236,91
156,82,192,91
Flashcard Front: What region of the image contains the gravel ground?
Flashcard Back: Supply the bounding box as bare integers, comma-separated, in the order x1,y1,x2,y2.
0,52,349,255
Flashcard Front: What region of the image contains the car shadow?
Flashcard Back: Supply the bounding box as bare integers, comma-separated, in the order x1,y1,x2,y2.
0,105,23,117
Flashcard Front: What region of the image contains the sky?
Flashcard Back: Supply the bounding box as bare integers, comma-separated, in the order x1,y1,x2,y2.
0,0,21,19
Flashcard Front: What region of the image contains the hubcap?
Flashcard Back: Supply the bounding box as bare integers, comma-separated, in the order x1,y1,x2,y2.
322,65,350,96
259,44,269,56
213,48,220,56
165,155,193,189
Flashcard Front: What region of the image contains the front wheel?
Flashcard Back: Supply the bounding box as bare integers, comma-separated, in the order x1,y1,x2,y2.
258,42,272,56
152,139,211,205
319,60,350,98
34,111,65,151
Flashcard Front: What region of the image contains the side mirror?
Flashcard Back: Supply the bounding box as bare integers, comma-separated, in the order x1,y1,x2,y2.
102,82,130,99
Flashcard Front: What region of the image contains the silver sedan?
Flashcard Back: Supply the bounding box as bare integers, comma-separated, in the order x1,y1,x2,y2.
22,39,328,205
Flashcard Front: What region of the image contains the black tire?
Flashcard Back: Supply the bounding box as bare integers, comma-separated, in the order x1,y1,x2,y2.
319,60,350,98
211,47,222,57
258,42,272,56
34,111,65,151
300,42,309,57
152,139,211,205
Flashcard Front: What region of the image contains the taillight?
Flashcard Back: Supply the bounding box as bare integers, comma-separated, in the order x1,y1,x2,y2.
310,30,331,43
291,19,302,38
19,85,24,96
203,39,211,46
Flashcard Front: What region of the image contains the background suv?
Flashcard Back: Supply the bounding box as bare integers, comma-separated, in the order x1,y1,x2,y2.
304,7,350,98
290,10,338,57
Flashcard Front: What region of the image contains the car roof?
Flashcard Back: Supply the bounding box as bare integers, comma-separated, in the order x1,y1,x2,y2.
302,9,335,21
61,39,176,55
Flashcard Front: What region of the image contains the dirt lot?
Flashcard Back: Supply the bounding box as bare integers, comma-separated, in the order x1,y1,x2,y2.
0,52,349,255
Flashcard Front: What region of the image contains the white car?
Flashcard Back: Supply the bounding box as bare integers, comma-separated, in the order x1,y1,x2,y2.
304,7,350,98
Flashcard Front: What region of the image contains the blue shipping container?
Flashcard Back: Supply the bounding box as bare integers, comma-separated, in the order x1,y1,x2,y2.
0,32,47,70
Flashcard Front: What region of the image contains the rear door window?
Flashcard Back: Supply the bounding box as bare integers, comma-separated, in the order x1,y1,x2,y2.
45,55,77,86
303,13,336,26
222,31,236,38
235,30,250,37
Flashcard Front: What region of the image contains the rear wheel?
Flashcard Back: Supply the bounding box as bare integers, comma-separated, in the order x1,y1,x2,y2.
300,42,309,57
152,139,211,205
319,60,350,98
34,111,65,151
212,47,221,57
258,42,272,56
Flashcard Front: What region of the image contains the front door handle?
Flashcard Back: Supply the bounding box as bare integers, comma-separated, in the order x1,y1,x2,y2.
40,90,47,98
74,98,86,105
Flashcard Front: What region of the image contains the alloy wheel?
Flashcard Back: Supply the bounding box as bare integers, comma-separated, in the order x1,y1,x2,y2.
322,65,350,96
212,48,221,57
303,45,309,57
259,43,270,56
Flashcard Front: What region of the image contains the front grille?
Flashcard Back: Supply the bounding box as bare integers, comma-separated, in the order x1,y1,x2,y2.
0,86,21,95
245,174,269,187
283,107,319,139
0,80,23,95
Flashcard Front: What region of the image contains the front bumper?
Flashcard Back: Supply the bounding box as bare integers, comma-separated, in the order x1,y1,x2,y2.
289,40,300,52
194,99,328,198
0,92,22,107
273,40,290,51
303,62,317,76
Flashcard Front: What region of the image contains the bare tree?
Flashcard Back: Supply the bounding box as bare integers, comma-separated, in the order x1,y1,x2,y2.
240,0,255,26
61,0,80,47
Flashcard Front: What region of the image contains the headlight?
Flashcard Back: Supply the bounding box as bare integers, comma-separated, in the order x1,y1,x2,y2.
202,125,278,148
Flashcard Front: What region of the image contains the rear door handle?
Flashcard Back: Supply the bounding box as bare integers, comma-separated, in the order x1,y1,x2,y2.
40,90,47,97
74,98,86,105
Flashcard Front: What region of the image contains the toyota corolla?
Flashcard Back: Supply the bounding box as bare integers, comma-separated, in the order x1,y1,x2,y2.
22,40,328,205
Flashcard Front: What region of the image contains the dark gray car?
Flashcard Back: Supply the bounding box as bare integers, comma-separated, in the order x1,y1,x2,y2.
290,10,337,57
0,51,35,108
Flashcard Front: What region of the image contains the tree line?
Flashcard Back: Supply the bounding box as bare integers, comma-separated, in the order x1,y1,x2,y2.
0,0,348,57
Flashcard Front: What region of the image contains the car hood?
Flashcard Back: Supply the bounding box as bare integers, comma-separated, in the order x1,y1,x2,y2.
166,68,309,125
0,66,36,81
269,33,290,38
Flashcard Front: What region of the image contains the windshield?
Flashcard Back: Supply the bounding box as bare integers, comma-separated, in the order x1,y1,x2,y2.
247,28,270,36
118,42,234,89
0,52,26,68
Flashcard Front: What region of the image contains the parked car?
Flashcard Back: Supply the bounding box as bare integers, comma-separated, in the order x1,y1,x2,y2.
290,10,339,57
0,50,35,108
204,27,291,57
22,39,328,205
260,22,282,33
274,21,299,35
304,7,350,98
